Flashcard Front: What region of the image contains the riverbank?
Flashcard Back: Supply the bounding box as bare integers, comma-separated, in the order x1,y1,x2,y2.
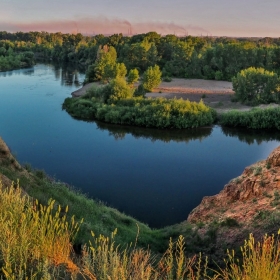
72,79,280,115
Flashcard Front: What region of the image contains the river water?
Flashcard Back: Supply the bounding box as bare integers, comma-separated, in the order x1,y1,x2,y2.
0,63,279,228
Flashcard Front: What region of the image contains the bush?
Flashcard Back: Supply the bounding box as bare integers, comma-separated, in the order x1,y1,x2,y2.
232,67,280,104
134,83,147,97
127,68,139,85
142,65,162,91
104,77,135,103
220,107,280,130
63,94,215,129
163,76,172,82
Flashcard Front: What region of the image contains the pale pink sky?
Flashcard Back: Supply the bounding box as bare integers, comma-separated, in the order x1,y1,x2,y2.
1,0,279,37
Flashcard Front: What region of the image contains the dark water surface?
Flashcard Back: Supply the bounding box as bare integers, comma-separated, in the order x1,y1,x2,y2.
1,64,279,228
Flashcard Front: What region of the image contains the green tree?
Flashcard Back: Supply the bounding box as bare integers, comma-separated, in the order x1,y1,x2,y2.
113,63,127,79
103,77,135,103
127,68,139,85
232,67,280,104
142,65,162,91
94,45,117,83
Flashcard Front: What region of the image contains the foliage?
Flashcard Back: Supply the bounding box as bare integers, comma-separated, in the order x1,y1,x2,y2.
232,67,280,104
214,233,280,280
113,62,127,78
163,76,173,82
0,183,81,279
0,47,34,71
142,64,162,91
93,45,117,83
63,84,215,128
3,31,280,81
105,77,135,102
220,107,280,130
127,68,140,85
134,83,147,97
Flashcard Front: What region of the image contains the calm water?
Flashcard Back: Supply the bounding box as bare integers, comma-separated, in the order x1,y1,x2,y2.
1,64,279,228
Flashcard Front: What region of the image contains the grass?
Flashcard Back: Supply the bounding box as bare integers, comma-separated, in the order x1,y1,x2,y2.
1,184,280,279
2,136,280,278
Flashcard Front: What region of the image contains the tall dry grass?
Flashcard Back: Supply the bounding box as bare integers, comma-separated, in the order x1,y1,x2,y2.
0,181,81,279
1,181,280,279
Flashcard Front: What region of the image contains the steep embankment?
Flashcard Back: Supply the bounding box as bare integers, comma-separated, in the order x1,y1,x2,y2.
186,146,280,252
188,146,280,225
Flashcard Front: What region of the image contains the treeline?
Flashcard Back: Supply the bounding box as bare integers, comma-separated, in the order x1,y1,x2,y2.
1,31,280,80
0,40,35,71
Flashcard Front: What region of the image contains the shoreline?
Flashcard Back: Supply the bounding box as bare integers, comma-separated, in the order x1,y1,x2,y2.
71,78,280,114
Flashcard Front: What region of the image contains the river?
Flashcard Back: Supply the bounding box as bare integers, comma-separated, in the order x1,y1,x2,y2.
0,63,279,228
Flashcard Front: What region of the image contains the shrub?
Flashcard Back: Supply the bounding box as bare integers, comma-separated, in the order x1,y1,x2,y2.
113,62,127,79
104,77,135,103
220,107,280,130
232,67,280,104
163,76,172,82
134,83,147,97
127,68,139,85
221,218,239,227
63,95,215,129
142,65,162,91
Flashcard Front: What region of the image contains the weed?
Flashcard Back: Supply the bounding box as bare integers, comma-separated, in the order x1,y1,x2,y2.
34,169,46,179
220,217,239,227
214,233,280,280
260,180,266,187
23,162,32,172
254,210,271,221
254,166,262,176
263,191,272,198
163,76,172,82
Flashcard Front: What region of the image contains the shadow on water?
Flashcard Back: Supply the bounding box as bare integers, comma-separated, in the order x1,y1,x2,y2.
221,126,280,145
95,121,213,144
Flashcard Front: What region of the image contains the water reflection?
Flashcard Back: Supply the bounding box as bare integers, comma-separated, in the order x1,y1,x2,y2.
0,68,30,77
48,62,85,87
221,127,280,145
22,69,35,75
96,121,213,143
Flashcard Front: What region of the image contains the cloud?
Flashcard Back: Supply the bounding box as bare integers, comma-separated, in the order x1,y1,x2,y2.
0,16,209,36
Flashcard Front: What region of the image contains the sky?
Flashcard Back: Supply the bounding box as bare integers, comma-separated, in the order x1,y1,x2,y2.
1,0,280,37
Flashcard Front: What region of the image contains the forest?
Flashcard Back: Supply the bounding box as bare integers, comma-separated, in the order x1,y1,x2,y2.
1,31,280,80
